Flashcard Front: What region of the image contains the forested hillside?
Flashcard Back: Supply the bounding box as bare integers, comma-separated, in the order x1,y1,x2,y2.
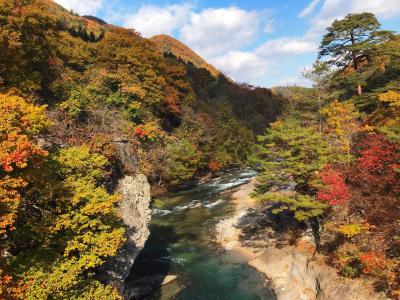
151,34,220,76
0,0,283,298
2,0,399,299
254,13,400,298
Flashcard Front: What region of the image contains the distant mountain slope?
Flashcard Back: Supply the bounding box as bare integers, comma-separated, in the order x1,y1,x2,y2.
83,15,108,25
151,34,220,76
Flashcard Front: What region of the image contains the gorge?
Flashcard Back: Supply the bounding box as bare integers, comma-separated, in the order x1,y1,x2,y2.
0,1,399,299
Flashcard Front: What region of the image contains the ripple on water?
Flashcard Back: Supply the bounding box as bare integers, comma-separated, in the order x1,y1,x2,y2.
128,169,275,300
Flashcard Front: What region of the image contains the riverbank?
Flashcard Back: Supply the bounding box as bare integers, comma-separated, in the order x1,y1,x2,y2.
126,169,274,300
215,180,388,300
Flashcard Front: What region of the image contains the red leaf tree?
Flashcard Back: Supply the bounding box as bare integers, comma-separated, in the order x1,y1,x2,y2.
357,134,400,192
317,166,351,206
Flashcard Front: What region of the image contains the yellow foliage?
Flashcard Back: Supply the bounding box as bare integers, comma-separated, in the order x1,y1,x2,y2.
376,91,400,141
20,146,125,299
321,100,368,163
0,93,50,234
337,223,363,238
337,222,376,238
379,90,400,108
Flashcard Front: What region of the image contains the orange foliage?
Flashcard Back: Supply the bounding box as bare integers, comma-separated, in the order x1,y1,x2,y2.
0,93,49,234
0,133,46,172
134,125,150,139
163,85,180,114
0,176,26,234
209,161,222,172
0,270,24,300
359,251,388,275
151,34,219,76
89,134,118,160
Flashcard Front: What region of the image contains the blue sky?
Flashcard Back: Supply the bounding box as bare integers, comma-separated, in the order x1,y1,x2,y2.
55,0,400,87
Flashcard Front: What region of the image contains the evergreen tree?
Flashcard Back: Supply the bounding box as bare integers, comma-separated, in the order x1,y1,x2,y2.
319,13,393,95
303,60,333,131
89,31,96,42
253,118,332,221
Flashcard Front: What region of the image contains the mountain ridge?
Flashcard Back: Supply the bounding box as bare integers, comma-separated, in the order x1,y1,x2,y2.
151,34,220,77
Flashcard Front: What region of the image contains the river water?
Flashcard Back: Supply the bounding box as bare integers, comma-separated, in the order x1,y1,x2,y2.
126,169,276,300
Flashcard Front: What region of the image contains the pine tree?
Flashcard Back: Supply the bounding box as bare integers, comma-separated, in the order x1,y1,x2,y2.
253,118,332,221
303,60,333,132
319,13,393,95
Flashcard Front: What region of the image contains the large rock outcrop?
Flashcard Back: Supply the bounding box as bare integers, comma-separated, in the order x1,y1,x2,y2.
248,234,387,300
101,174,151,294
215,181,388,300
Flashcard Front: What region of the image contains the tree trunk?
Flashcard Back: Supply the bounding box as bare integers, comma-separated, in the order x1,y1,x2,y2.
350,32,358,71
309,217,321,249
357,84,362,95
318,89,322,132
158,173,163,186
351,32,362,95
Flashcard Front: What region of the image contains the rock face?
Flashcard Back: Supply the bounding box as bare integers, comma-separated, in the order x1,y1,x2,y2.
249,234,387,300
101,174,151,294
215,181,388,300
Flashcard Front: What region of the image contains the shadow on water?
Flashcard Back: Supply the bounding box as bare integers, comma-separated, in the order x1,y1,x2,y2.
125,224,180,299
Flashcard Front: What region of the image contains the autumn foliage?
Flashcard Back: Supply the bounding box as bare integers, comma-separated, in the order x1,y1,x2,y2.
317,166,351,206
321,100,370,163
357,134,400,192
0,271,24,300
359,251,388,275
209,161,222,172
134,125,150,139
0,93,50,234
0,93,50,298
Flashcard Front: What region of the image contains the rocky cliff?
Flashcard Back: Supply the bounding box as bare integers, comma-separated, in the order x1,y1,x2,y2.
249,235,387,300
216,181,388,300
101,174,152,295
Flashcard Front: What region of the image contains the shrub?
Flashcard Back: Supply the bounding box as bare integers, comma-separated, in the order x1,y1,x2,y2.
337,223,363,238
317,167,350,206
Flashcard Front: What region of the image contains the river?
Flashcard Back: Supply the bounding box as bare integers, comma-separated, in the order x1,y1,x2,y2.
126,169,276,300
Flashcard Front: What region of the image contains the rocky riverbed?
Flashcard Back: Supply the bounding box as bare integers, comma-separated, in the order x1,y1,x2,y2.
215,180,388,300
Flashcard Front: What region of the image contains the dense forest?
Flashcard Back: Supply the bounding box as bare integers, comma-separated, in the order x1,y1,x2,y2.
0,0,282,298
255,12,400,299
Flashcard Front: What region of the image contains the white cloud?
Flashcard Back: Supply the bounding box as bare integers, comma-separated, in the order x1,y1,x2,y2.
319,0,400,20
211,51,269,82
299,0,320,18
122,4,192,37
256,37,317,57
108,0,400,87
274,65,312,86
180,7,261,57
54,0,103,15
110,4,276,85
209,36,316,85
307,0,400,39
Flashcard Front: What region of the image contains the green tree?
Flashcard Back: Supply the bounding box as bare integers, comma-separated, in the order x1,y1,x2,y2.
303,60,333,131
253,118,332,221
164,139,202,185
319,13,393,95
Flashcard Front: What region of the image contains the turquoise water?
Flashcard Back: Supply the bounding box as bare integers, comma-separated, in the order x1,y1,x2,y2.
127,170,276,300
